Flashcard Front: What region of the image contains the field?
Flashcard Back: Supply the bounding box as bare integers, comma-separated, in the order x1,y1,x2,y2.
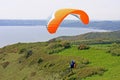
58,44,120,80
0,42,120,80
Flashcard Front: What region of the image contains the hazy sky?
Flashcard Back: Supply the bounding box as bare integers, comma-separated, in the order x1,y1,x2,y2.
0,0,120,20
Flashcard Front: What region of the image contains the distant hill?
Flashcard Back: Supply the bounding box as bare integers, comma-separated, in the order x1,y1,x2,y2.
0,20,46,26
60,20,120,31
55,30,120,43
0,20,120,31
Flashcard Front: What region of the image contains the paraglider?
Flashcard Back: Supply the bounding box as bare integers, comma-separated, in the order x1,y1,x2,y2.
47,8,89,34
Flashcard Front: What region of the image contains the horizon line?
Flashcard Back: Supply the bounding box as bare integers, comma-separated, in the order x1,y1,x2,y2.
0,19,120,21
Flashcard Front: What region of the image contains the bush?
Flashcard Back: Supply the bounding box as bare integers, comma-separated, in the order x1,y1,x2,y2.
109,49,120,56
19,48,27,54
48,47,64,54
46,41,71,54
47,43,62,49
78,67,106,79
61,41,71,49
25,50,33,58
37,58,43,64
107,43,120,56
78,44,90,50
1,61,10,68
48,63,55,67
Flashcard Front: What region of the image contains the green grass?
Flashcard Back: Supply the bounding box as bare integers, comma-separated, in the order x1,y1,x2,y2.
0,42,120,80
58,44,120,80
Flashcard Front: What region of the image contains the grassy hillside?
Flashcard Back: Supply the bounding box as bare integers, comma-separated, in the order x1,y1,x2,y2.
59,44,120,80
54,30,120,45
0,30,120,80
56,30,120,41
0,41,120,80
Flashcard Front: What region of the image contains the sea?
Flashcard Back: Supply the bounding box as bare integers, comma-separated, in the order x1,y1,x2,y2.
0,26,108,48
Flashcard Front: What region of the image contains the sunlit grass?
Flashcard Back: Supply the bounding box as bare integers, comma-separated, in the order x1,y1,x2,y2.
58,44,120,80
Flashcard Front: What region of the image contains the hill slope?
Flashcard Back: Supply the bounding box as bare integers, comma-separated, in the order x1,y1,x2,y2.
56,30,120,41
0,42,120,80
0,41,112,80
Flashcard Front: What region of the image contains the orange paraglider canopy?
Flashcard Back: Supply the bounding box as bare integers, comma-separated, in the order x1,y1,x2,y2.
47,8,89,34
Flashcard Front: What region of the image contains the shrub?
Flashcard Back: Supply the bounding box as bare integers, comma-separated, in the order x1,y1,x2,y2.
47,43,62,49
19,48,27,54
107,43,120,56
48,63,55,67
25,50,33,58
78,67,106,79
1,61,10,68
78,44,90,50
48,47,64,54
46,41,70,54
109,49,120,56
37,58,43,64
61,41,71,49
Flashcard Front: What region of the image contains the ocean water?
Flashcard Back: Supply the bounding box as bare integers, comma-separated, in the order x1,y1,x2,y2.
0,26,108,48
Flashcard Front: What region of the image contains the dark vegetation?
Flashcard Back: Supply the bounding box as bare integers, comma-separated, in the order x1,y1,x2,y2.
46,41,71,54
37,58,43,64
78,44,90,50
1,61,10,68
107,43,120,56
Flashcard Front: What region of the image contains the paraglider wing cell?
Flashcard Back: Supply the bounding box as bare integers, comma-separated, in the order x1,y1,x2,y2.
47,9,89,34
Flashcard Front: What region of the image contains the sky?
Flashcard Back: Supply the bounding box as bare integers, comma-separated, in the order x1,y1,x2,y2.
0,0,120,20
